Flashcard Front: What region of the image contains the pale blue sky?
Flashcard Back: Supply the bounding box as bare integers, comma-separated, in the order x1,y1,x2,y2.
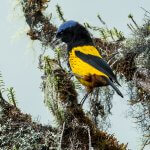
0,0,150,149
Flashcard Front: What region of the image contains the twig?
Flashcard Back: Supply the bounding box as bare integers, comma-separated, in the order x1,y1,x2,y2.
141,7,150,15
83,125,94,150
140,138,149,150
107,52,119,64
59,122,65,149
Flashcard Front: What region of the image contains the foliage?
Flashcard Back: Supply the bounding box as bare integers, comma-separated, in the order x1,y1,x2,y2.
85,21,125,42
40,56,65,126
56,4,66,22
116,12,150,147
0,72,17,107
7,87,17,107
1,0,150,149
0,97,58,150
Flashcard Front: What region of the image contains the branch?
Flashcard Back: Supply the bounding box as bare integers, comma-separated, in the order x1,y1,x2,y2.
19,0,150,149
40,57,127,149
0,97,57,149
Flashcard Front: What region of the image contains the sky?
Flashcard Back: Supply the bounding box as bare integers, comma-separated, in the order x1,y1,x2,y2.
0,0,150,150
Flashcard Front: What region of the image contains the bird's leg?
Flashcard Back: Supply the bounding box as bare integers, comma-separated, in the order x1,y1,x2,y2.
80,92,90,106
80,88,93,106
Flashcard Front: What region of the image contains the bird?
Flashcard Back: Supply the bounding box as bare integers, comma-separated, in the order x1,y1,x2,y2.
56,20,123,105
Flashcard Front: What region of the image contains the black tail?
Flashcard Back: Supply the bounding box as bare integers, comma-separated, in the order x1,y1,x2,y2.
106,78,123,98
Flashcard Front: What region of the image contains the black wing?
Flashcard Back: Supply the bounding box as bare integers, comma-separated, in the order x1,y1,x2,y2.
75,51,120,86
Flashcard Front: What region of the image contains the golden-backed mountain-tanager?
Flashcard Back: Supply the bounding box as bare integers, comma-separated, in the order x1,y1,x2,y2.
56,20,123,104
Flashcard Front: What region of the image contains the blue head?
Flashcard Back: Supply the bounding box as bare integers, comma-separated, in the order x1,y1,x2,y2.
56,20,93,47
56,20,78,34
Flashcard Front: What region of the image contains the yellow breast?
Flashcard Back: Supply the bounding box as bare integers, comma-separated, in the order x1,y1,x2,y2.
69,45,108,87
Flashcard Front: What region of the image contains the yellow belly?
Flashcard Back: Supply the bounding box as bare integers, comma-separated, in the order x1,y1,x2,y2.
69,45,108,87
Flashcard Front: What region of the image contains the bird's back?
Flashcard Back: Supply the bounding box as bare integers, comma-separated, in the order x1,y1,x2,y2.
69,45,109,89
69,45,108,77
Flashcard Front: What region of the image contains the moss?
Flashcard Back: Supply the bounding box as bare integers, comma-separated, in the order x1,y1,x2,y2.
0,100,57,150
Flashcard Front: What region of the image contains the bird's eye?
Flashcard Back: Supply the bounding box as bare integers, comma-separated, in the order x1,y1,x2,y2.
59,31,64,37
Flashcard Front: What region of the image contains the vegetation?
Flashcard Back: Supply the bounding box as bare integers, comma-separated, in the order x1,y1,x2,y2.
0,0,150,149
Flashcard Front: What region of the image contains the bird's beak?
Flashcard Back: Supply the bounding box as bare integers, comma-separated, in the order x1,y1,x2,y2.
50,35,62,49
56,30,62,39
56,32,59,38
